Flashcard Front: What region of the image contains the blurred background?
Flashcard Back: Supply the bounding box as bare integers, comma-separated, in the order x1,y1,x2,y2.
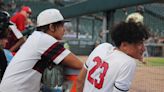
1,0,164,92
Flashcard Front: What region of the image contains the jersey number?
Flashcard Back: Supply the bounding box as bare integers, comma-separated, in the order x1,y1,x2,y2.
87,56,109,89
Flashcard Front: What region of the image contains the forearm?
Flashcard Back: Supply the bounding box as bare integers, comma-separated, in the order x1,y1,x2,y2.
10,37,26,52
62,53,83,69
76,78,84,92
76,67,87,92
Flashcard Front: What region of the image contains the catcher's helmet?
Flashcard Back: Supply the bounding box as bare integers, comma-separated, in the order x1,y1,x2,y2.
0,11,13,38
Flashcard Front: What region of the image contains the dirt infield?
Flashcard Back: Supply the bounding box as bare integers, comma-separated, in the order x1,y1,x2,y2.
130,66,164,92
78,56,164,92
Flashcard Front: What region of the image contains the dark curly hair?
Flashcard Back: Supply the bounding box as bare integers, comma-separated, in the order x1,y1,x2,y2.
111,21,150,47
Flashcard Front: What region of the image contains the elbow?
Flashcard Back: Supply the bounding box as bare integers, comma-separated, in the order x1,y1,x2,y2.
79,61,83,69
76,61,83,69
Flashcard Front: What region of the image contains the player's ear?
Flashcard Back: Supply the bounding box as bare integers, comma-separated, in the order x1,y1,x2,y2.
49,24,55,32
120,42,128,50
121,42,127,47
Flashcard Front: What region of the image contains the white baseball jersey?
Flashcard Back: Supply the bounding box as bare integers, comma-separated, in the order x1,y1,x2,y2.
83,43,136,92
0,31,70,92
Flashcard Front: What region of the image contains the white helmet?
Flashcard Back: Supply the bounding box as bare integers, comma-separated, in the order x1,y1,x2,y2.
37,9,66,27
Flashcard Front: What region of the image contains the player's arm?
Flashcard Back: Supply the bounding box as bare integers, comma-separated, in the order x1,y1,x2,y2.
76,66,87,92
9,36,26,52
61,53,83,69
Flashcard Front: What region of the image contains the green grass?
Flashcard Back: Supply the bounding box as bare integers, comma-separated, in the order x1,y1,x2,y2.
144,57,164,66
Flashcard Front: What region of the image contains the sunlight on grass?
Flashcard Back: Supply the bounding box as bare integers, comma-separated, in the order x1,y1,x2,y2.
144,57,164,66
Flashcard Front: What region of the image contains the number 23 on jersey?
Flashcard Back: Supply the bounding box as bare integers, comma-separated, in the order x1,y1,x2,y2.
87,56,109,89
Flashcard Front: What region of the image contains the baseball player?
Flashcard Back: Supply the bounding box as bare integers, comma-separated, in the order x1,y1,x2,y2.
0,8,83,92
0,10,13,81
76,21,150,92
10,6,32,32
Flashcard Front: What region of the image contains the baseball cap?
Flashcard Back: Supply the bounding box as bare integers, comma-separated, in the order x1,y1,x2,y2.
126,12,144,24
21,6,32,14
37,9,69,27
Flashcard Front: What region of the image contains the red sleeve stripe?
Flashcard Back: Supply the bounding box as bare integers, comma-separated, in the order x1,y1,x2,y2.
33,42,65,74
42,42,65,61
51,47,65,60
43,42,60,56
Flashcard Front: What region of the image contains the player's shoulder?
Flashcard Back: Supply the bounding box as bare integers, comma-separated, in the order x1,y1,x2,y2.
91,43,115,58
96,43,114,51
12,12,23,18
32,31,58,46
114,50,136,65
32,31,55,40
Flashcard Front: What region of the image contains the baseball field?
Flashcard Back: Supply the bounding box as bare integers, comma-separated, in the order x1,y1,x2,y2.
78,56,164,92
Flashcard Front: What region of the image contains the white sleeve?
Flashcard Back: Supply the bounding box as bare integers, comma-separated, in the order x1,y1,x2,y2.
9,25,23,39
114,60,136,92
53,49,70,64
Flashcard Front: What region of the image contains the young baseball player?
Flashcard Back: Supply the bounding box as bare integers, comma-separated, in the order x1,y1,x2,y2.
0,8,83,92
76,21,150,92
0,10,13,81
